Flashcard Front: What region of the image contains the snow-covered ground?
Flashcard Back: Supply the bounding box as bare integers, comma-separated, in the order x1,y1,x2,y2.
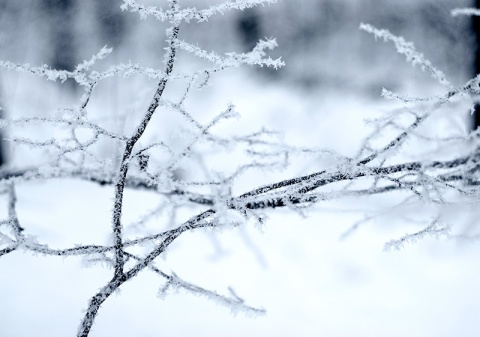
1,67,480,337
1,0,480,335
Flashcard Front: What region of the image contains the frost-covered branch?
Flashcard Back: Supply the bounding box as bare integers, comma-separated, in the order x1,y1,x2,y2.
359,23,452,88
384,217,451,251
1,2,479,337
110,16,179,281
121,0,278,23
451,8,480,17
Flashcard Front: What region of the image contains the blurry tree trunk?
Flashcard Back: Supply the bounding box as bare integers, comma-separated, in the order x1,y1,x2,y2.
40,0,77,90
94,0,127,48
0,2,7,166
236,8,261,52
0,86,6,167
473,0,480,131
236,9,278,78
93,0,128,168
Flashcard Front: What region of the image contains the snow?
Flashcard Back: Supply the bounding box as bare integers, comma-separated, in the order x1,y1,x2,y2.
1,73,480,336
1,1,480,336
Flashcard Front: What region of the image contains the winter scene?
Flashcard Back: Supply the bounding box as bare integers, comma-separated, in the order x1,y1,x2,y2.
1,0,480,336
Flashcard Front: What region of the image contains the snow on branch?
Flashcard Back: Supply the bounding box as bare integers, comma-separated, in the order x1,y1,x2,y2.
75,46,113,72
175,38,284,69
2,2,480,336
122,0,278,23
451,8,480,17
384,218,451,251
0,61,79,84
158,272,265,316
0,46,116,87
359,23,452,88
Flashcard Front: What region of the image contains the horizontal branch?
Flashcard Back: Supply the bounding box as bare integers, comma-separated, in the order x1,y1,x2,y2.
0,149,475,211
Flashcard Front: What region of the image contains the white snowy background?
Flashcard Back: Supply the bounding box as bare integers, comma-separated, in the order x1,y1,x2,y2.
1,1,480,336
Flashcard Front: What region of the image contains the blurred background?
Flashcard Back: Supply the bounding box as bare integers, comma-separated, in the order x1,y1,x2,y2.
0,0,474,92
0,0,476,163
1,1,480,336
0,0,476,165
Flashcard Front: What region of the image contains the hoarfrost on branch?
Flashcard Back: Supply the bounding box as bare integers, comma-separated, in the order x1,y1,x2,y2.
0,1,479,337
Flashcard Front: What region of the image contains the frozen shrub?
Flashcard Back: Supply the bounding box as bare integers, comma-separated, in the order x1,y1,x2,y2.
0,2,479,336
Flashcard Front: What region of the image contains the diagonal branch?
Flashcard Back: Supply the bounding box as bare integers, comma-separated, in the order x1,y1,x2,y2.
111,22,180,279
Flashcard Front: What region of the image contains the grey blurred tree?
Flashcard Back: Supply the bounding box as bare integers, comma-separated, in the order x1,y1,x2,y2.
473,0,480,130
39,0,77,72
94,0,128,48
38,0,128,90
0,1,16,166
2,2,480,336
236,8,261,52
